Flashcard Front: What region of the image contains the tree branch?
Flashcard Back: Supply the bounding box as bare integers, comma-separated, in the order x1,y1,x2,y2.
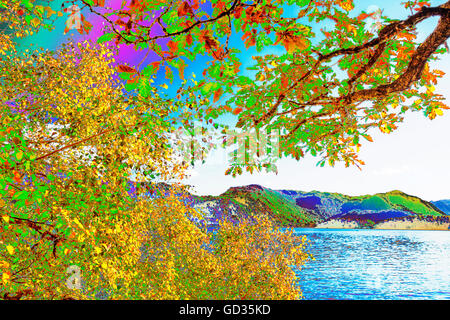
347,7,450,103
258,3,450,142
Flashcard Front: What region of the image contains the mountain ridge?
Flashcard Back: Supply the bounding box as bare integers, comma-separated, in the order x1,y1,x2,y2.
189,184,450,230
431,199,450,215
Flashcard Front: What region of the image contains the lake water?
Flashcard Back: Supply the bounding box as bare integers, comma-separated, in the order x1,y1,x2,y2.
292,228,450,300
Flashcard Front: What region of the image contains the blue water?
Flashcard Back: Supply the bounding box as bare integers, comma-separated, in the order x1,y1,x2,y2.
292,228,450,300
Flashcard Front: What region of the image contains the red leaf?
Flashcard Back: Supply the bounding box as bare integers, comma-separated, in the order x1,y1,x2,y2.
199,29,218,52
126,19,132,32
234,6,243,19
281,76,288,88
81,16,92,35
130,0,141,10
215,1,226,10
213,88,223,103
233,107,243,115
127,73,140,84
186,34,193,46
150,61,161,73
192,0,199,10
241,31,251,41
223,105,232,112
93,0,105,6
365,135,373,142
203,37,217,51
177,1,193,17
357,13,370,21
116,19,127,27
212,47,225,60
117,65,137,73
418,1,431,8
167,40,178,54
178,60,186,80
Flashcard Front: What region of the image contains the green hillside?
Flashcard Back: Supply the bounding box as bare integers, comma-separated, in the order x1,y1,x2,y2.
191,185,448,229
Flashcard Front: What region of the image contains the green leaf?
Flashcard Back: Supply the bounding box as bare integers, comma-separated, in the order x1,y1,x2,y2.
97,32,116,44
25,15,33,25
21,0,33,10
118,72,131,80
125,82,138,91
234,18,243,32
297,0,310,6
13,190,29,200
201,82,220,96
248,96,257,107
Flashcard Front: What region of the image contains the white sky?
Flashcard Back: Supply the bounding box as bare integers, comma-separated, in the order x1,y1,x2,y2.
183,2,450,201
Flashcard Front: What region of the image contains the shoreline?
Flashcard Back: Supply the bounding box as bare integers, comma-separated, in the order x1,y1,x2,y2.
312,217,450,231
293,226,450,231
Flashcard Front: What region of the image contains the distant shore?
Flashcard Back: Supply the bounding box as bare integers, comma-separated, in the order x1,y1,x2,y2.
315,218,450,231
374,219,450,230
316,220,359,229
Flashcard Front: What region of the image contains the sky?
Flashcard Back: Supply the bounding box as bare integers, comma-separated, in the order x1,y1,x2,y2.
183,0,450,201
18,0,450,201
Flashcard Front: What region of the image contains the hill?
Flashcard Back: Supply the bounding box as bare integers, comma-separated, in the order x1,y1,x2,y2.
431,200,450,215
189,185,450,230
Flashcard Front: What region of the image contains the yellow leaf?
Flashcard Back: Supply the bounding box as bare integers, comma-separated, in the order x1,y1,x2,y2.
2,215,9,223
347,25,357,37
6,245,14,255
0,260,10,268
429,111,436,119
435,109,443,116
16,151,24,161
338,0,354,11
427,85,435,93
2,272,10,283
30,17,40,28
74,218,84,229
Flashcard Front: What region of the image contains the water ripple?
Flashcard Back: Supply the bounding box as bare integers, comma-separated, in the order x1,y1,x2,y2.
292,228,450,300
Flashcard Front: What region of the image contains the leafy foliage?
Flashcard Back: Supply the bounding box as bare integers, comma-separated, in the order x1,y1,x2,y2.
79,0,450,172
0,3,310,299
1,0,450,300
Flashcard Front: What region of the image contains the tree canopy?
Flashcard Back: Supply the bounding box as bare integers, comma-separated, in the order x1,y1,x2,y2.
79,0,450,172
0,0,312,299
0,0,449,300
